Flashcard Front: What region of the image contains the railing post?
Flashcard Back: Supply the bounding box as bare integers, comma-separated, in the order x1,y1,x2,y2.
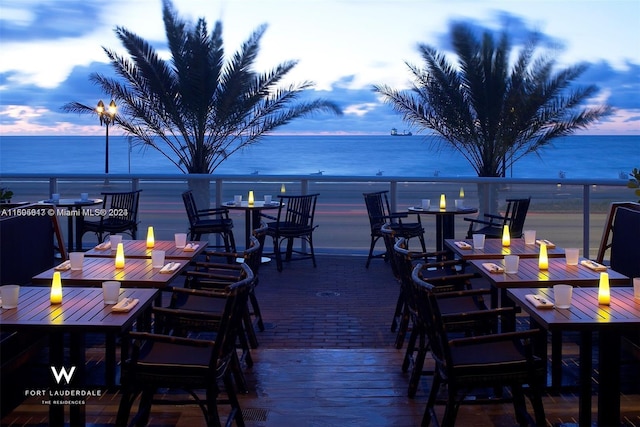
389,181,398,213
583,184,590,257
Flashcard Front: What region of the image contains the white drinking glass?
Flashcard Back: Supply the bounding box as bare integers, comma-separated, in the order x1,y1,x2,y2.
151,250,166,268
264,195,273,204
633,278,640,299
175,233,187,248
52,193,60,202
109,234,123,248
454,199,464,209
553,284,573,309
69,252,84,270
565,248,580,266
421,199,430,210
523,230,536,245
234,195,242,205
102,281,121,304
0,285,20,309
472,233,485,250
80,192,89,201
504,255,519,274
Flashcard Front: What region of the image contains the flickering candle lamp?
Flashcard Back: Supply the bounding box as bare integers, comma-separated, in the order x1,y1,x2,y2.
50,272,62,304
598,272,610,305
459,187,464,198
439,194,446,209
248,190,255,206
538,243,548,270
502,225,511,247
115,243,125,269
146,226,155,248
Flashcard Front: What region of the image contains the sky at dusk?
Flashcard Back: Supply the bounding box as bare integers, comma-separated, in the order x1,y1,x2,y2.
1,0,639,136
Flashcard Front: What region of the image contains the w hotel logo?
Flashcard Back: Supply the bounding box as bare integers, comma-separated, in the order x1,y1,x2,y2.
51,366,76,385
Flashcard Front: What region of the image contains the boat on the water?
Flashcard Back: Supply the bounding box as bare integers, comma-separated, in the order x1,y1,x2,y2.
391,128,412,136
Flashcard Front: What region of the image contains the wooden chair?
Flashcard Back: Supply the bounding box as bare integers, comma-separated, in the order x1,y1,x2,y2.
596,201,640,276
81,190,142,244
363,190,426,267
264,193,319,272
182,190,236,252
412,264,546,427
116,264,255,427
465,197,530,239
393,239,489,398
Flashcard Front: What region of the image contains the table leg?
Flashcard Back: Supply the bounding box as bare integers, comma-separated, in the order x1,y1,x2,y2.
551,331,563,388
578,331,592,427
75,215,85,251
244,210,252,249
434,216,444,252
598,331,620,427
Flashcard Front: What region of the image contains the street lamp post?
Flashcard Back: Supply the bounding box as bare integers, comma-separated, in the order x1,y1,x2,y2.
96,99,117,174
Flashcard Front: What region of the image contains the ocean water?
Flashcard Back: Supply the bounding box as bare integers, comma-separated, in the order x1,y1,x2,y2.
0,134,637,179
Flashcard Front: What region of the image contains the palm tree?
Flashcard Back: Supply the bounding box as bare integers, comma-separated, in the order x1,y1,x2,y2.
374,22,611,213
63,0,341,200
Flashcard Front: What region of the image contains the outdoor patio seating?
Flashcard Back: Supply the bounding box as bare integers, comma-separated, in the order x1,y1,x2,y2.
411,263,546,427
81,190,142,243
263,193,319,272
363,190,426,267
182,190,236,252
116,264,255,427
464,197,530,239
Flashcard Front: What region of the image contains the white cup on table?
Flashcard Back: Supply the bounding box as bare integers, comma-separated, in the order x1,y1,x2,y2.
52,193,60,202
0,285,20,309
234,195,242,205
109,234,123,249
565,248,580,266
523,230,536,245
472,233,485,250
504,255,519,274
264,195,272,204
151,250,166,268
454,199,464,209
69,252,84,270
102,281,121,304
175,233,187,248
80,192,89,201
553,284,573,309
421,199,430,210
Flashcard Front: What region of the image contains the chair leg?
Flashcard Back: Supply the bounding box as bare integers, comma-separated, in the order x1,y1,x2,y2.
365,236,378,268
395,305,410,349
132,388,154,427
402,327,418,372
273,237,283,272
205,382,223,427
308,234,317,267
223,370,245,427
391,290,404,332
249,291,265,331
408,332,428,398
243,308,259,349
422,373,441,427
115,386,139,426
442,389,461,427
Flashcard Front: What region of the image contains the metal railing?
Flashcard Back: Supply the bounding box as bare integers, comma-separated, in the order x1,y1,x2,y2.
0,173,631,259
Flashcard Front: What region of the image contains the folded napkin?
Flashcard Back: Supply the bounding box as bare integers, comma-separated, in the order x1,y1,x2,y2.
536,239,556,249
454,241,472,250
54,260,71,271
412,206,424,211
525,294,554,309
183,243,200,252
159,262,180,274
580,259,607,271
95,241,111,250
111,297,139,313
482,262,504,273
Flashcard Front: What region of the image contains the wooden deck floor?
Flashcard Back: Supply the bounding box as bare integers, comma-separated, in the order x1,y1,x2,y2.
2,255,639,426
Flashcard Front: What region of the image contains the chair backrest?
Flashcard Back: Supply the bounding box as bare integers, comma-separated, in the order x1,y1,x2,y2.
209,263,256,373
182,190,199,227
249,222,268,274
504,197,531,237
242,235,263,277
102,190,142,225
410,264,451,380
275,194,319,230
596,202,640,265
609,207,640,278
363,191,391,231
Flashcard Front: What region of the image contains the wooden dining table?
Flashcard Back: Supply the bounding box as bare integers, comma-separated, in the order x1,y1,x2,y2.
444,237,566,260
31,256,189,290
508,287,640,427
223,200,281,248
0,286,158,426
408,206,477,253
83,239,208,260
